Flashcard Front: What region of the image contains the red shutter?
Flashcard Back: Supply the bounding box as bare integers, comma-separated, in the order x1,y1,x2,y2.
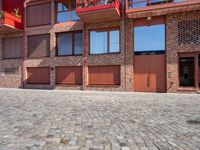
28,34,50,58
89,65,120,85
56,66,82,85
27,67,50,84
26,3,51,27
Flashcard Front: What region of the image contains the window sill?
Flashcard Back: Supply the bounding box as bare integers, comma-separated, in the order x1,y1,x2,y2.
87,85,120,87
2,57,22,60
55,55,83,57
89,52,121,56
177,87,197,92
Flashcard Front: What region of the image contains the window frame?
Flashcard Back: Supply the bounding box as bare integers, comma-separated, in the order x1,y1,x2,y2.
26,2,52,27
89,28,121,55
133,24,166,52
2,37,23,60
56,31,83,56
55,0,78,23
178,56,195,87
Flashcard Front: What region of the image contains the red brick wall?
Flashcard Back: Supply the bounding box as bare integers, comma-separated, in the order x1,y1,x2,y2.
166,10,200,92
0,33,23,88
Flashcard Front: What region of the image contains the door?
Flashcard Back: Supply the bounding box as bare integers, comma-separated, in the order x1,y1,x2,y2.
134,54,166,92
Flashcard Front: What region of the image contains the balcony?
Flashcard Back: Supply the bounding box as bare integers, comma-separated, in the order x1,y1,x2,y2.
76,0,121,23
126,0,200,18
0,11,23,33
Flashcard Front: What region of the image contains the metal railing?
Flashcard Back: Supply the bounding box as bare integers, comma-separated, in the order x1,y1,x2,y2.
76,0,116,9
128,0,188,8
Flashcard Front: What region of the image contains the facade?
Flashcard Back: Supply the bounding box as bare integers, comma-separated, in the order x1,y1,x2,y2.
0,0,200,93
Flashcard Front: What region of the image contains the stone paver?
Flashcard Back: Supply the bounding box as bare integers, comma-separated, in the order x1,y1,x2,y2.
0,88,200,150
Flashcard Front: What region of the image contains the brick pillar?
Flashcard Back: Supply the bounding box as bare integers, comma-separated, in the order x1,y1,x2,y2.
83,22,87,90
124,19,134,91
50,32,55,89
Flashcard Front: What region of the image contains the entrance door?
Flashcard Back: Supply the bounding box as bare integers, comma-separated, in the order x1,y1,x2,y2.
134,54,166,92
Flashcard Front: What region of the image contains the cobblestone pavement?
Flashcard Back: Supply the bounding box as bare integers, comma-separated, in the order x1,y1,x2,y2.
0,89,200,150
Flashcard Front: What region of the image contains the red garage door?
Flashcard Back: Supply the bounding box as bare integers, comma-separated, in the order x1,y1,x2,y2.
134,54,166,92
56,66,82,85
89,65,120,85
27,67,50,84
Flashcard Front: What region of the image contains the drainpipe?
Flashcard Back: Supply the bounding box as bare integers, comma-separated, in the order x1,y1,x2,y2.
83,22,87,90
21,32,25,89
122,0,126,91
21,1,25,89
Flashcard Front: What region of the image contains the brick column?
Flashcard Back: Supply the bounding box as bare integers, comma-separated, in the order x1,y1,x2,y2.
83,22,88,90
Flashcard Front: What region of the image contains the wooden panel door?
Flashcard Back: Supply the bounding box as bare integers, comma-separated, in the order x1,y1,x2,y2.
134,54,166,92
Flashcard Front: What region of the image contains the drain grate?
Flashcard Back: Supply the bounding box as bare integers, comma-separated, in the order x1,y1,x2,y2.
187,119,200,125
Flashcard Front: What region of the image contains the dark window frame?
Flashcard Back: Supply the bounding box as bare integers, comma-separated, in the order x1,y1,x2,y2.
89,28,121,55
56,31,83,56
55,0,78,22
179,56,195,87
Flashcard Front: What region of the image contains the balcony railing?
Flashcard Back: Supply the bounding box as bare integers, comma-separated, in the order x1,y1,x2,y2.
76,0,120,12
128,0,189,8
0,11,23,30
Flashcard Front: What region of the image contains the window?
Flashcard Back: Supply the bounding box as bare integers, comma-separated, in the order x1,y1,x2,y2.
56,0,79,22
179,57,195,87
57,31,83,56
27,34,50,58
26,3,51,27
3,37,22,59
90,29,120,54
134,24,165,52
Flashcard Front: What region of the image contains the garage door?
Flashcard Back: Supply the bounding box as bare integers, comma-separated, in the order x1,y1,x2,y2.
134,54,166,92
27,67,50,84
88,65,120,85
56,66,82,85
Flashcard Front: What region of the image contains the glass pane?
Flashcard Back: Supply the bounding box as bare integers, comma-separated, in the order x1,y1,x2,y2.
134,24,165,52
57,33,72,56
57,3,63,11
90,31,107,54
71,10,80,21
74,32,83,55
109,30,120,53
57,12,70,22
179,57,195,87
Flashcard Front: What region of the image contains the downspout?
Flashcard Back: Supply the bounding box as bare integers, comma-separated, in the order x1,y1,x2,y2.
21,0,25,89
122,0,126,91
83,22,87,90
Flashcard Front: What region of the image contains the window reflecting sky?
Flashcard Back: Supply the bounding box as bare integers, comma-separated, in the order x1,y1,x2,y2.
134,24,165,52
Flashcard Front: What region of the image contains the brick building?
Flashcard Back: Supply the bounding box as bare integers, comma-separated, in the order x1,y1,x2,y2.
0,0,200,92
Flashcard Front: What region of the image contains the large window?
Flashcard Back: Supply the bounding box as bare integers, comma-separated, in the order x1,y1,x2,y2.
26,3,51,27
56,0,79,22
179,57,195,87
57,31,83,56
90,29,120,54
3,37,22,59
134,24,165,52
27,34,50,58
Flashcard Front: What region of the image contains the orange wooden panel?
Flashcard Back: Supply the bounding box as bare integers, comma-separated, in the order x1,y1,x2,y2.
88,65,120,85
56,66,82,85
27,67,50,84
134,54,166,92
